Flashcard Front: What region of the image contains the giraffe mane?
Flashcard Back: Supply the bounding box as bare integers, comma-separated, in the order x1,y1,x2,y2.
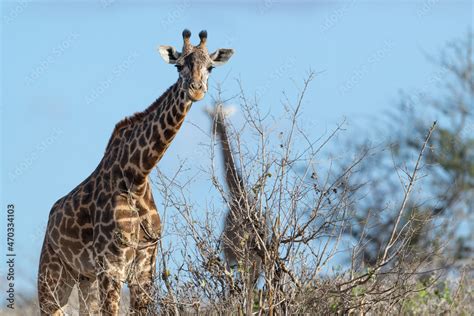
104,84,174,153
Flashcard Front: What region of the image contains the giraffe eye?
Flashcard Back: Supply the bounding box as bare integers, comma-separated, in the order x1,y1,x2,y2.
207,66,214,73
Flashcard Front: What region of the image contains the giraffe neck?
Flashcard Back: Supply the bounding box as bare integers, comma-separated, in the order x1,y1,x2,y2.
214,111,245,198
104,78,193,191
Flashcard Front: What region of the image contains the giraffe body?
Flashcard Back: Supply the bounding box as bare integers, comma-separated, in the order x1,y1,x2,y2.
38,30,233,315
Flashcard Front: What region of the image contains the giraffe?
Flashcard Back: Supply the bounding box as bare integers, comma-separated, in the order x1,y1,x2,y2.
37,29,234,316
206,103,266,310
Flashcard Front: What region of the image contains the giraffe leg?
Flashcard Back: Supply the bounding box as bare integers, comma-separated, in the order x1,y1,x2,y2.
78,275,100,315
128,244,158,315
97,271,123,316
129,280,155,315
38,240,76,316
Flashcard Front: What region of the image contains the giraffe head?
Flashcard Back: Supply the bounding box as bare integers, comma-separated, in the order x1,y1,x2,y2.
159,29,234,102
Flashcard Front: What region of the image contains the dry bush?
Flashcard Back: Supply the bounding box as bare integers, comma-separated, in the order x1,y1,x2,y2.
144,72,471,315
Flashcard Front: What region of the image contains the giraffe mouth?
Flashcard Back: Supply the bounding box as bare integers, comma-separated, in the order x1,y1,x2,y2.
187,89,206,102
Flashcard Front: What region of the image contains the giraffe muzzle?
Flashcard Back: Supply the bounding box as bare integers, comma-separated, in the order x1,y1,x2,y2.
187,81,206,101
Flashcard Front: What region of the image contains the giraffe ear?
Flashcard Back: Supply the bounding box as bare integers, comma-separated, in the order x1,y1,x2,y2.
210,48,234,66
158,45,181,64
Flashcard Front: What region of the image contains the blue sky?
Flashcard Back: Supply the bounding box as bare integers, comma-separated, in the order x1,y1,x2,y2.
1,0,472,297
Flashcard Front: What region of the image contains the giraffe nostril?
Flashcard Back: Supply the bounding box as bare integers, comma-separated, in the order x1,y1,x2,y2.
190,82,202,90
